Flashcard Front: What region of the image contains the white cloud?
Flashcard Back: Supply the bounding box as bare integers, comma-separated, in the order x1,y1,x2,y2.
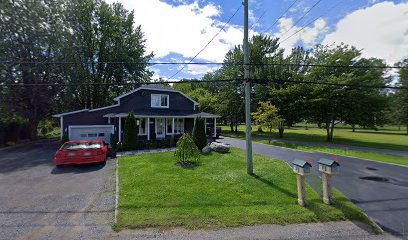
106,0,244,62
184,64,220,76
322,1,408,64
273,17,328,54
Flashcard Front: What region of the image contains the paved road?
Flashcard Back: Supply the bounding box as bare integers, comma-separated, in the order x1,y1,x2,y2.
220,137,408,238
0,141,115,240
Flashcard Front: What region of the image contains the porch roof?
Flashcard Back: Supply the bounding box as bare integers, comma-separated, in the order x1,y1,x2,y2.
104,111,219,118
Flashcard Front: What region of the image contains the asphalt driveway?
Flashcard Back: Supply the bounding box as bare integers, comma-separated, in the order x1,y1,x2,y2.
0,141,116,240
220,137,408,238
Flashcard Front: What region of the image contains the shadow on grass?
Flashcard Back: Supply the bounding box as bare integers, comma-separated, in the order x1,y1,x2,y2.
251,174,297,199
353,130,408,136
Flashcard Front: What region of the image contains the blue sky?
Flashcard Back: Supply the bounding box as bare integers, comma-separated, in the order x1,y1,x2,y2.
107,0,408,80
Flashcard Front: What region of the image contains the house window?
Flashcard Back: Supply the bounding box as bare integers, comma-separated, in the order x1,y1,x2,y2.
88,133,97,137
174,118,184,134
151,94,169,108
137,118,147,135
166,118,173,134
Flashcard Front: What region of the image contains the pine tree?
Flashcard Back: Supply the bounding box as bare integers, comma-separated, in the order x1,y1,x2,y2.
123,112,138,150
192,116,207,150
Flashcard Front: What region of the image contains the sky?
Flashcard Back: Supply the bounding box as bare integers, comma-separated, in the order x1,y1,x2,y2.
106,0,408,81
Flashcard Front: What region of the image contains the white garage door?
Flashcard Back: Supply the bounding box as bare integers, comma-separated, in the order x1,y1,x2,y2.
69,125,114,144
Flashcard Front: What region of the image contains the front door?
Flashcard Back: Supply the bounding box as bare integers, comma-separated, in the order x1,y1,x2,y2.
155,118,165,139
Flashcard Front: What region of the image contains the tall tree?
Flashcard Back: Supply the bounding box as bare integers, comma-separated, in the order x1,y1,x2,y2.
306,44,387,141
395,59,408,134
0,0,66,139
62,0,153,109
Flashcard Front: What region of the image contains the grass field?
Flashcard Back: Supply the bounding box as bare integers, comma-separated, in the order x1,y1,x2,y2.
115,148,377,232
221,125,408,152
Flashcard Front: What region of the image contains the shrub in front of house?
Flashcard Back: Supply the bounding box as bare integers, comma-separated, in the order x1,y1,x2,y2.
192,116,207,151
174,133,200,167
123,112,138,151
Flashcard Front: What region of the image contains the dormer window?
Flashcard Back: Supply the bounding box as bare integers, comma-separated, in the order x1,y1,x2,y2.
151,94,169,108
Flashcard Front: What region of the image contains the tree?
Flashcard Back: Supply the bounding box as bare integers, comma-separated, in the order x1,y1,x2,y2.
306,44,387,141
0,0,66,140
252,101,284,143
62,0,153,109
123,112,137,150
192,116,207,150
395,59,408,134
174,133,200,164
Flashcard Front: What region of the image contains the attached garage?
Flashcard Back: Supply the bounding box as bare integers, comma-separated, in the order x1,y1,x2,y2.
68,125,114,144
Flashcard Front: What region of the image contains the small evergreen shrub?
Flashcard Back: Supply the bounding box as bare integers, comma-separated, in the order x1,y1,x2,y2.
174,133,200,164
192,116,207,150
123,112,138,151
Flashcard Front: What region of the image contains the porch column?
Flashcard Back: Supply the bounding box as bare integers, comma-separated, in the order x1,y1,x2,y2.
108,116,111,124
214,117,217,137
118,117,122,142
60,116,63,140
172,118,175,135
204,118,207,134
147,117,150,140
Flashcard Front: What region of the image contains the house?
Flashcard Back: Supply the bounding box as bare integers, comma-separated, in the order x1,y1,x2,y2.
53,85,219,144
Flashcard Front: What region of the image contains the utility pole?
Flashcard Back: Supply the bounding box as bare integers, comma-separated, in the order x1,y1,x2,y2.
244,0,253,175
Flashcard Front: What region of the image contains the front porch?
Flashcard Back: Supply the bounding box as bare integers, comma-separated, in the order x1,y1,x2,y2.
104,113,219,143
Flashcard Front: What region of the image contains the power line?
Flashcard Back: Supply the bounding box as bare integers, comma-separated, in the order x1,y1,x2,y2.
278,0,323,39
1,78,406,90
167,4,243,80
0,79,239,87
249,10,267,30
251,79,407,90
1,61,407,69
262,0,300,34
280,1,342,44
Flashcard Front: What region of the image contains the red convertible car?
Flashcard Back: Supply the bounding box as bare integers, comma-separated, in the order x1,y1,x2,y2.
54,140,108,166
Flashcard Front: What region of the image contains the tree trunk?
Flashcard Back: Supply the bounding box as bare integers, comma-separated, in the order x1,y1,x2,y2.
28,119,39,140
317,122,322,128
268,127,272,144
352,124,355,132
230,116,234,132
326,120,333,142
278,122,284,138
406,124,408,135
235,117,238,132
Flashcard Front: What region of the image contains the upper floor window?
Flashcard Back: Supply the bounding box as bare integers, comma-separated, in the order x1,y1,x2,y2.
151,94,169,108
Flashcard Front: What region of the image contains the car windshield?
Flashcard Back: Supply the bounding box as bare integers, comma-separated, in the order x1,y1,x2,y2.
63,142,102,150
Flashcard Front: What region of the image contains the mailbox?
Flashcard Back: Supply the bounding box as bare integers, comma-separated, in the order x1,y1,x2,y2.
292,159,312,176
318,158,340,175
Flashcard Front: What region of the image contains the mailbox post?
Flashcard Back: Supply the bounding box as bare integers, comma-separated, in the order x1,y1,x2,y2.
318,158,340,204
292,159,312,206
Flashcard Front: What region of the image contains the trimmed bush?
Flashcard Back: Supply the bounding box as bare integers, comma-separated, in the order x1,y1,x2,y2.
123,112,138,151
192,116,207,150
174,133,200,164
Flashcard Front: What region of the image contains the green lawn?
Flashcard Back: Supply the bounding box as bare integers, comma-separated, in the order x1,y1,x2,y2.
221,125,408,151
115,148,378,232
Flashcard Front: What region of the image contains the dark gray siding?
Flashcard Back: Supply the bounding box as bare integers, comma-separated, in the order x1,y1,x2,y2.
116,89,195,112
